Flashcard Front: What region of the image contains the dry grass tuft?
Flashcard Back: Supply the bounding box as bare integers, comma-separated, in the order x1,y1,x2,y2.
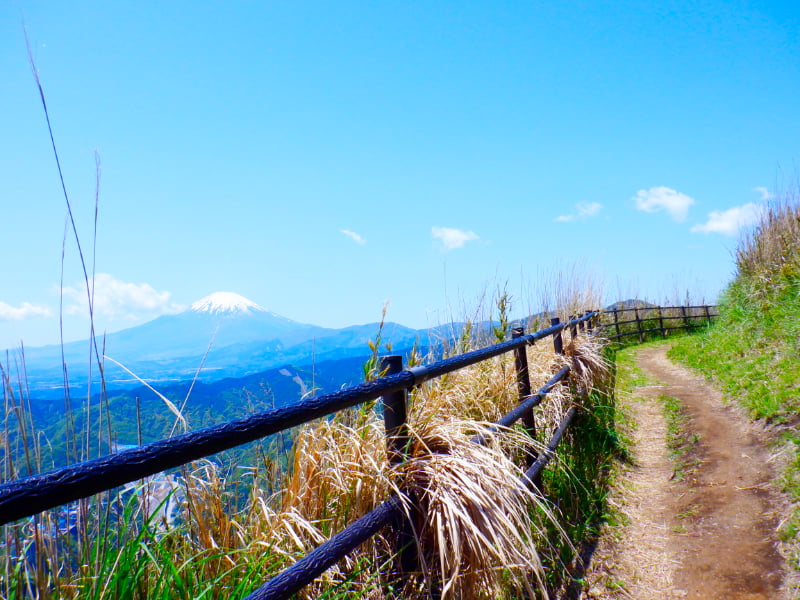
409,337,570,427
563,334,611,397
393,419,552,599
252,319,611,598
410,356,519,425
281,416,390,527
735,191,800,302
273,414,395,592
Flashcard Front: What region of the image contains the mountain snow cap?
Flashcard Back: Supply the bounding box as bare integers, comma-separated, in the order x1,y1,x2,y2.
190,292,266,315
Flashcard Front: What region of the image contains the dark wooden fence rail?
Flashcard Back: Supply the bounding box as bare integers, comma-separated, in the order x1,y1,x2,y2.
0,312,599,600
599,305,718,342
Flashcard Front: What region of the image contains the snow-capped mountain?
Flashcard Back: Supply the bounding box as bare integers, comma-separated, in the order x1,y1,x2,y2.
15,292,422,396
20,292,317,362
190,292,270,316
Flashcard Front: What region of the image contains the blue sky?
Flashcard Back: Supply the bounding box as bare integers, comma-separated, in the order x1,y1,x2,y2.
1,1,798,349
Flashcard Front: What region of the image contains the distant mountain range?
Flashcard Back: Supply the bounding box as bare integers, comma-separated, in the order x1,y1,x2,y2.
9,294,639,401
5,292,448,464
3,293,637,466
11,292,435,398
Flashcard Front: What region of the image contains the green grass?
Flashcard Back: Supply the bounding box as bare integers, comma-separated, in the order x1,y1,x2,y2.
540,382,625,584
612,344,649,388
545,345,635,596
668,281,800,422
659,394,700,481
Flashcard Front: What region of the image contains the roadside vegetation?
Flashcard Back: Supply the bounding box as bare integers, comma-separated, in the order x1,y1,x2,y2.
1,289,623,599
668,190,800,564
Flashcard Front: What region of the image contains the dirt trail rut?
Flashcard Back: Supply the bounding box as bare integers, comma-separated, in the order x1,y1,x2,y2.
591,345,786,599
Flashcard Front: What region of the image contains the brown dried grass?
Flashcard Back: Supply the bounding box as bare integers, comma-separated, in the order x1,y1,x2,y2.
391,419,553,599
157,304,608,599
735,190,800,301
250,325,607,598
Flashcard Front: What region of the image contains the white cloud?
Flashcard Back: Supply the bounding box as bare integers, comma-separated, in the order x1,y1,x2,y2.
691,202,764,236
555,202,603,223
431,226,479,251
340,229,366,245
753,186,775,201
0,301,52,321
62,273,184,320
633,187,695,222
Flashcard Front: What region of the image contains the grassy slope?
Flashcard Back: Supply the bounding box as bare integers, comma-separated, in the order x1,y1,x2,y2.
669,281,800,421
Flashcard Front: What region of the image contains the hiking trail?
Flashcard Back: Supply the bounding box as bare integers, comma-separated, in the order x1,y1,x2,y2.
582,344,788,600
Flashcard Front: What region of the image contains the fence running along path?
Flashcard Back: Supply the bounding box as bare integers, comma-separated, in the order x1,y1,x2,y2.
601,305,718,343
0,311,598,598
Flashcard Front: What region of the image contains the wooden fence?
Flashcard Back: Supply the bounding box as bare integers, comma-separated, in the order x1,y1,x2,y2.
599,305,718,343
0,314,599,599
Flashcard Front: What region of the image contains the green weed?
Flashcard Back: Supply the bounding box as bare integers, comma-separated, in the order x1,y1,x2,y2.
660,394,700,481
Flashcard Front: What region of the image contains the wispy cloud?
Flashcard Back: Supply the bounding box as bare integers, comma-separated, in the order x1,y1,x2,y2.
0,301,52,321
62,273,184,320
431,226,479,251
340,229,366,245
555,202,602,223
753,186,775,201
691,202,764,236
633,186,695,222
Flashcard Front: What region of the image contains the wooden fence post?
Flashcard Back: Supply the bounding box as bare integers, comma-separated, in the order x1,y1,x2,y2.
381,356,408,465
658,306,666,337
512,328,538,472
544,317,566,496
704,304,712,326
634,307,643,343
568,314,578,343
613,308,620,339
380,356,416,573
551,317,564,355
578,312,586,333
681,304,688,333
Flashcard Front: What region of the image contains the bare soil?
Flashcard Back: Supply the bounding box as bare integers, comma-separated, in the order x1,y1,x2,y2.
582,345,787,599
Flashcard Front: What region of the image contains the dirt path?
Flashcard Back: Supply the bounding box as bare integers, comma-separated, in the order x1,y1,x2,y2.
585,345,787,599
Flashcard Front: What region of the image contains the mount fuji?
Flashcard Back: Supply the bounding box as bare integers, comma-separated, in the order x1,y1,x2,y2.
15,292,422,397
92,292,326,360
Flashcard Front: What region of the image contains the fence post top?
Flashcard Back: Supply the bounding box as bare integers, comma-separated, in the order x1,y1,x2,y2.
380,355,404,370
